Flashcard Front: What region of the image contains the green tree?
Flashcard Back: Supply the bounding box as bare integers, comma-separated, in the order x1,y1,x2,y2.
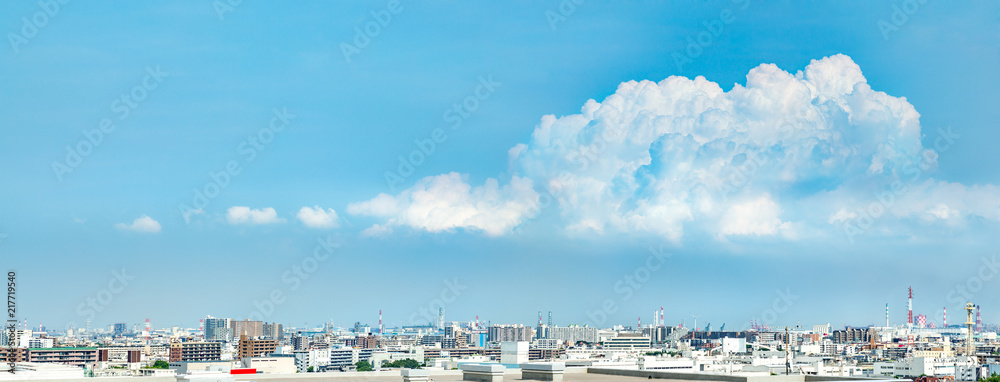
307,366,313,372
383,359,421,369
981,373,1000,382
356,360,373,372
150,360,169,369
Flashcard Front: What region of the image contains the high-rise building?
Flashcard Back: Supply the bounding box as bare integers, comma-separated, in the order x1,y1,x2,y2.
292,333,308,351
232,320,264,340
263,322,283,340
546,326,599,344
238,335,277,360
113,323,127,337
487,324,533,343
169,342,222,362
204,316,231,342
356,335,378,349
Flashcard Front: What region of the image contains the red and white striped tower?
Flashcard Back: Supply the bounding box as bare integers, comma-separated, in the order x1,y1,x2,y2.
378,310,383,335
943,307,947,327
976,305,982,331
660,307,664,327
907,287,913,327
199,319,204,337
145,318,150,341
638,316,641,330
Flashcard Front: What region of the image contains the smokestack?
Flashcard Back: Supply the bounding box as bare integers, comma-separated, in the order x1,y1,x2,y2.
943,307,947,327
907,287,913,327
379,309,383,335
660,307,664,327
976,305,982,331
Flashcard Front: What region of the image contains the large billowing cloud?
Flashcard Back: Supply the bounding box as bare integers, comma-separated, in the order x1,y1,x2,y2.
350,54,1000,241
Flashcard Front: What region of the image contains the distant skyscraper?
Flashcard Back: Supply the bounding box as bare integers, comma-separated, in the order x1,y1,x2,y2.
488,324,533,342
232,319,264,340
438,308,445,330
113,323,127,337
204,316,231,341
263,322,283,340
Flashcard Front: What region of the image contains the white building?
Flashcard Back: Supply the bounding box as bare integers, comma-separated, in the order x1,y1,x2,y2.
605,334,650,350
721,337,747,354
873,356,976,378
545,326,599,344
241,356,295,374
500,341,528,364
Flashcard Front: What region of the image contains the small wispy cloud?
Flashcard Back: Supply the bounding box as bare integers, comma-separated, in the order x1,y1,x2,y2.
226,206,284,225
115,215,162,233
296,206,340,229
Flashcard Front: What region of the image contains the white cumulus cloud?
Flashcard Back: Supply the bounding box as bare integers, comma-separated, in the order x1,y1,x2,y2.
297,206,340,228
226,206,285,225
348,172,539,236
115,215,161,233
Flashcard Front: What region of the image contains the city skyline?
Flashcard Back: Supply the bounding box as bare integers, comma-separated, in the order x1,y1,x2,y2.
2,2,1000,332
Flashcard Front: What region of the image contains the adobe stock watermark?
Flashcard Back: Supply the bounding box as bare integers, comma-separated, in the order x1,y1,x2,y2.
877,0,928,41
742,288,799,331
246,235,339,321
51,65,169,183
408,278,466,326
179,108,295,223
945,255,999,306
341,0,406,63
546,0,583,31
213,0,244,21
716,108,811,202
512,121,627,232
67,268,136,331
585,246,671,327
384,75,501,192
672,0,750,72
7,0,70,54
840,127,959,242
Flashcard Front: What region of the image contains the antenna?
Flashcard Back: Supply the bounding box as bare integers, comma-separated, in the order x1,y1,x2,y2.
965,303,975,357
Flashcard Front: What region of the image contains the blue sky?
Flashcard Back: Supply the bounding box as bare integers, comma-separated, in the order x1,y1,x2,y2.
1,1,999,332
